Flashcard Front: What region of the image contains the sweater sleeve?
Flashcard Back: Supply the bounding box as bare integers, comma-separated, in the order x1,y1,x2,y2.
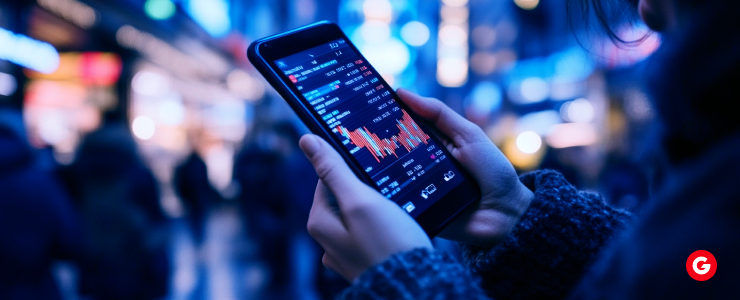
338,170,631,300
337,248,491,300
461,170,632,300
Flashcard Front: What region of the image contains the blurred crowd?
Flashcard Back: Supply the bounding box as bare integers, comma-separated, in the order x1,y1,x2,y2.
1,102,350,300
2,0,657,299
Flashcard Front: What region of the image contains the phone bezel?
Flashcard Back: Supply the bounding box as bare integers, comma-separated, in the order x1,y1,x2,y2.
247,21,481,236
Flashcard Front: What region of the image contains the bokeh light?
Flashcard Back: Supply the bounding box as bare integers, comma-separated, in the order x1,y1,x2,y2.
400,21,430,46
363,0,393,21
519,77,549,103
437,57,469,87
0,27,60,74
226,69,265,102
516,131,542,154
563,98,595,123
546,123,598,148
360,38,410,76
471,25,497,49
132,116,156,140
439,24,468,46
442,0,469,7
132,71,170,96
470,51,497,75
514,0,540,10
359,20,391,43
157,98,185,126
0,72,17,96
144,0,176,21
469,82,503,114
187,0,231,37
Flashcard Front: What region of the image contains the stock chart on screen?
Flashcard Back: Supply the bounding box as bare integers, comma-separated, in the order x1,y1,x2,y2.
275,38,463,215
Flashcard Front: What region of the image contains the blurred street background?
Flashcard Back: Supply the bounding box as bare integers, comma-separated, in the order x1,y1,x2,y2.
0,0,658,299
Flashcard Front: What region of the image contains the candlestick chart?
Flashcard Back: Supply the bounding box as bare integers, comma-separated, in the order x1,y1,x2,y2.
336,109,431,163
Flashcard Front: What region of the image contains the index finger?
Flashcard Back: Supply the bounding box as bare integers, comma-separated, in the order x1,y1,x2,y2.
299,134,377,207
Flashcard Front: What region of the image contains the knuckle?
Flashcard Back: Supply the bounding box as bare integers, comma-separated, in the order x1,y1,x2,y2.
321,253,331,266
321,253,337,272
458,122,486,143
344,200,375,218
314,160,338,181
306,218,322,238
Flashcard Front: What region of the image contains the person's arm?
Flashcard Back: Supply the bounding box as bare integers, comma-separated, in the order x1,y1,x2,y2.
337,170,630,300
301,90,629,299
461,170,631,300
339,248,490,300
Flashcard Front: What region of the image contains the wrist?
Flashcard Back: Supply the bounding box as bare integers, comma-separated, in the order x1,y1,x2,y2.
477,181,533,247
440,181,534,248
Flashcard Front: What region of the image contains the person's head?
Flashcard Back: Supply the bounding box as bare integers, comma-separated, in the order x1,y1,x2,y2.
578,0,740,165
636,0,676,31
573,0,716,43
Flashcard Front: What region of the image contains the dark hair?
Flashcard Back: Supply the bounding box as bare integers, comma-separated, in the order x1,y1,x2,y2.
567,0,646,46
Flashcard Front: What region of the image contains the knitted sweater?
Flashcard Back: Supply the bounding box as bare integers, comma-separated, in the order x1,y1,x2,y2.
338,170,632,300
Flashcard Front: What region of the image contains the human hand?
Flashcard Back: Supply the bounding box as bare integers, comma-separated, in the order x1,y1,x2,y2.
300,134,433,282
396,89,533,248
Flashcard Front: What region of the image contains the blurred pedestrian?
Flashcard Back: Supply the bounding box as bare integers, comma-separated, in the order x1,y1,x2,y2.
0,107,82,300
233,121,327,299
59,122,170,300
174,146,222,247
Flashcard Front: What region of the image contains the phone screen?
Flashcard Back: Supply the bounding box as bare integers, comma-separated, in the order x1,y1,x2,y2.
274,38,465,217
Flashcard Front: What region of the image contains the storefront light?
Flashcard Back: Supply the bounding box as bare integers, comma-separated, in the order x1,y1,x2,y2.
37,0,97,29
0,27,60,74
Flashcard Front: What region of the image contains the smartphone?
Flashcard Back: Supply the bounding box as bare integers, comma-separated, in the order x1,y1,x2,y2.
247,21,480,236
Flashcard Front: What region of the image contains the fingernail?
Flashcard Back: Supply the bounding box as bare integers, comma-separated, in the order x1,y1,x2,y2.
301,135,321,157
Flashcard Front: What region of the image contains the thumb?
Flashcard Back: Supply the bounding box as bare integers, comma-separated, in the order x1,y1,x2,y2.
299,134,374,204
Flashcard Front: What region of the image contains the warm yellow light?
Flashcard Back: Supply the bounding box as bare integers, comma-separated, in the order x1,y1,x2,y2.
514,0,540,10
502,136,545,170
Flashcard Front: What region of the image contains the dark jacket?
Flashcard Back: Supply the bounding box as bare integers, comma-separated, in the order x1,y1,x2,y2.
59,124,169,300
337,3,740,299
0,118,82,300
